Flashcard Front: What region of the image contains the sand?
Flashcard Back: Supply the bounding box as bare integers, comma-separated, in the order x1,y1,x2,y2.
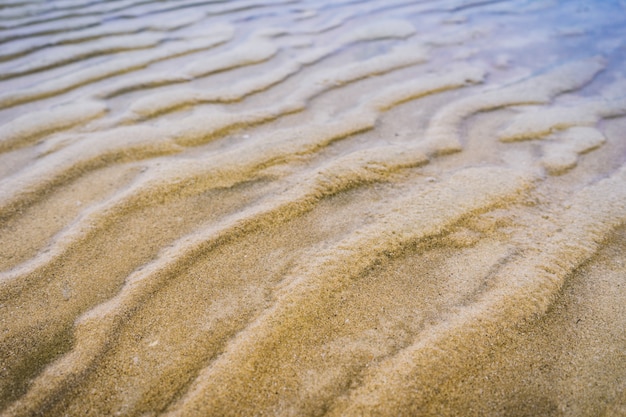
0,0,625,416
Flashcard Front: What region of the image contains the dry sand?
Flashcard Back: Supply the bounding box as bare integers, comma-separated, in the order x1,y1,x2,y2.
0,0,625,416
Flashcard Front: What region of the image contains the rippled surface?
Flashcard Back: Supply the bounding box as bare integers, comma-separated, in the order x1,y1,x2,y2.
0,0,625,416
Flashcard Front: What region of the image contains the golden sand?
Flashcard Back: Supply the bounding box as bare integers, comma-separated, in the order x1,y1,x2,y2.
0,0,625,416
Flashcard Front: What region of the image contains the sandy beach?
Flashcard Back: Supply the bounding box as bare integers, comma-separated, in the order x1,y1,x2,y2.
0,0,625,415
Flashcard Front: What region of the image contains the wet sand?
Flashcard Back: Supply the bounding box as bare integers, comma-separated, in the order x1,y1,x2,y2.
0,0,625,416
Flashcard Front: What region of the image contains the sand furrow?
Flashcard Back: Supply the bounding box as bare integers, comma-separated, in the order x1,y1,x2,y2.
0,33,170,80
0,0,161,27
423,56,607,152
0,26,234,109
97,33,283,101
0,107,467,416
123,19,418,118
540,127,607,175
161,166,531,416
499,97,626,142
119,60,302,113
327,163,626,416
0,12,201,62
0,100,107,153
0,65,484,414
0,65,483,293
0,16,102,42
0,39,435,220
0,0,230,30
116,0,297,22
291,0,480,37
0,138,428,417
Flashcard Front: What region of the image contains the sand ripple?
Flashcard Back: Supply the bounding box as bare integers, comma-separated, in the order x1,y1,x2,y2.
0,0,625,416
